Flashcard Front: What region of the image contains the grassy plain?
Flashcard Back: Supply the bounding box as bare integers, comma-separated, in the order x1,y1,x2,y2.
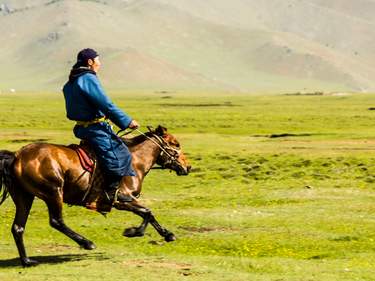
0,91,374,280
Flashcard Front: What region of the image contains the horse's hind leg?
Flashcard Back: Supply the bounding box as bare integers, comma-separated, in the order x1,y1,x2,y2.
9,189,37,267
45,194,96,250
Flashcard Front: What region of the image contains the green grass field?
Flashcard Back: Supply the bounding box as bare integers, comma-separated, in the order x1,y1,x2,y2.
0,92,374,280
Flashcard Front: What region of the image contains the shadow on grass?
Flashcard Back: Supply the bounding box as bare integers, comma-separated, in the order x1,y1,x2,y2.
0,252,109,268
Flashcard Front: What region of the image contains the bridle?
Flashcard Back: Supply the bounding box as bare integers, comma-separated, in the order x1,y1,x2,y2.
118,128,184,171
137,128,186,171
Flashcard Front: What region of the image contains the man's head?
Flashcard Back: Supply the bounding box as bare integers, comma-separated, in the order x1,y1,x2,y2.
76,48,101,72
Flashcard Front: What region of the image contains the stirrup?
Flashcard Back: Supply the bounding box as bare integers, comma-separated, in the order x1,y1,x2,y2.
114,189,120,203
103,190,113,203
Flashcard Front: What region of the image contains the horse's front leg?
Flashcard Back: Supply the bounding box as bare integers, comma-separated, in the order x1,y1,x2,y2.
148,213,176,242
114,200,176,242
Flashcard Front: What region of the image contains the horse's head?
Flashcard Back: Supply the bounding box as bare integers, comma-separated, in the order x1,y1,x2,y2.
150,125,191,176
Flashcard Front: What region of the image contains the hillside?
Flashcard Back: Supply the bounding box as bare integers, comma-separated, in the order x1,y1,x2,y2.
0,0,375,93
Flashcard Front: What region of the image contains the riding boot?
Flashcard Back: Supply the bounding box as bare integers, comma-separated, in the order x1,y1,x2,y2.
104,177,133,204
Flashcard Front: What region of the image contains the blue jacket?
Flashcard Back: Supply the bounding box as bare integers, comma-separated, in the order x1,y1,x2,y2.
63,73,132,130
63,73,135,177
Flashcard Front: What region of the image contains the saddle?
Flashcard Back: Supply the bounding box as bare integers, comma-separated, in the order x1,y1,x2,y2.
68,142,112,214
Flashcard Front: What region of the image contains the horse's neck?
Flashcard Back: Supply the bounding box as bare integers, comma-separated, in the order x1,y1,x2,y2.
131,138,160,177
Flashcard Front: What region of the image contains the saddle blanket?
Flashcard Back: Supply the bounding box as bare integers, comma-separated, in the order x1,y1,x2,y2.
68,143,111,214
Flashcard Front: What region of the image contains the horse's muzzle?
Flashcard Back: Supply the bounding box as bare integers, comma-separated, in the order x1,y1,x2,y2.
176,165,191,176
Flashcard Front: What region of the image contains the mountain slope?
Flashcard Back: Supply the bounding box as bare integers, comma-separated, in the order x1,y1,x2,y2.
0,0,374,93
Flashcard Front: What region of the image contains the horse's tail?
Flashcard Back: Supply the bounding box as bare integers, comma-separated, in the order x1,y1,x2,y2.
0,150,16,205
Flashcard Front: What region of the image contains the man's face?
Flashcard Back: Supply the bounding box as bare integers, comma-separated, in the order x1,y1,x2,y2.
88,56,101,73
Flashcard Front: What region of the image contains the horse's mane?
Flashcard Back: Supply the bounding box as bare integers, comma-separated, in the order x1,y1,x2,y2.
122,132,155,147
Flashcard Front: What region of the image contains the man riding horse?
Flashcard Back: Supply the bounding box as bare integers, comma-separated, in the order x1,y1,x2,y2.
0,48,191,267
63,48,139,205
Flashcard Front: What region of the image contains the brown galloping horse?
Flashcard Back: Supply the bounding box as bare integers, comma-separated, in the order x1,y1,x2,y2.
0,125,191,267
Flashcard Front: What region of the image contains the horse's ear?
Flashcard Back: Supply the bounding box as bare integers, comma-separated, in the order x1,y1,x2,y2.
147,126,155,133
155,125,168,136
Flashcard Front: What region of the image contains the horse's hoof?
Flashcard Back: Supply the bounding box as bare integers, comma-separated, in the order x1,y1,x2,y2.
22,258,39,267
81,240,96,250
164,232,176,242
123,227,144,238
